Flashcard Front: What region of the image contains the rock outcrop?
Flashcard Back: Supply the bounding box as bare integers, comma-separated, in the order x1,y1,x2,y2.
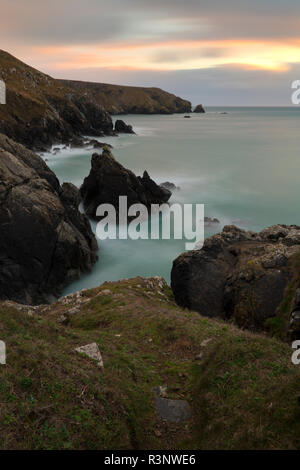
0,133,98,305
193,104,205,113
114,120,135,134
60,80,192,115
81,148,171,219
171,224,300,332
0,50,113,150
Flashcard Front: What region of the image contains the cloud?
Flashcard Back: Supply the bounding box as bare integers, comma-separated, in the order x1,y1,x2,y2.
1,0,300,104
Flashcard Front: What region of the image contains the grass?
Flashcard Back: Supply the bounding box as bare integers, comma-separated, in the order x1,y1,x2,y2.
265,251,300,339
0,276,299,450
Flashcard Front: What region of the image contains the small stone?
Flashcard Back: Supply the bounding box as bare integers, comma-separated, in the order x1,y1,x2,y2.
157,385,168,398
97,289,112,296
57,315,68,324
75,343,104,368
68,307,80,315
195,352,204,361
200,338,212,347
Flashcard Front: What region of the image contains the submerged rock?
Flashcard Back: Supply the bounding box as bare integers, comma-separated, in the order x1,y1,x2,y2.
0,133,98,305
81,148,171,219
171,224,300,332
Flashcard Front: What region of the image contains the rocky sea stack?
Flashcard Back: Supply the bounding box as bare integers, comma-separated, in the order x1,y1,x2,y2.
0,133,98,304
171,224,300,335
193,104,206,113
114,119,135,134
81,148,172,219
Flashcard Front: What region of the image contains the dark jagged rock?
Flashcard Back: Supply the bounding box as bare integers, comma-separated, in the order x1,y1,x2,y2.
70,136,85,148
0,133,98,305
193,104,206,113
204,216,220,226
0,50,113,150
290,289,300,341
171,224,300,332
114,120,135,134
86,139,113,149
81,148,171,219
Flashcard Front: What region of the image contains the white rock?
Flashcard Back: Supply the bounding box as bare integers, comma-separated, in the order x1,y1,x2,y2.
75,343,104,368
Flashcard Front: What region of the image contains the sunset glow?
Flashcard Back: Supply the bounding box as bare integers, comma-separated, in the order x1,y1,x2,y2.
28,39,300,73
1,0,300,104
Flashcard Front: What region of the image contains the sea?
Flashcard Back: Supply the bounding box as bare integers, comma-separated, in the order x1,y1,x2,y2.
44,107,300,295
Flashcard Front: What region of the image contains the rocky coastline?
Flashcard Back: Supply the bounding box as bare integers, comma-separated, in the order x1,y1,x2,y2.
171,224,300,338
0,133,98,305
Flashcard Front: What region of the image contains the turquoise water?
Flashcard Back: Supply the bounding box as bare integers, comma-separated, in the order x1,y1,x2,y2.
45,107,300,294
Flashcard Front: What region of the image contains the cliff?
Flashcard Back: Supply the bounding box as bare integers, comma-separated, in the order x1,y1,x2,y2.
0,133,98,304
0,50,113,150
60,79,192,115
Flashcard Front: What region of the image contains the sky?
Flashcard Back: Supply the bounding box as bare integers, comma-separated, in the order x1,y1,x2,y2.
0,0,300,105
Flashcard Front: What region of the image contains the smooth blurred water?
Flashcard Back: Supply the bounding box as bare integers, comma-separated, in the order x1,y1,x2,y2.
44,107,300,293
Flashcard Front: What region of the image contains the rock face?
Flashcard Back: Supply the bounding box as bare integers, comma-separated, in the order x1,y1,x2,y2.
290,289,300,340
193,104,205,113
81,149,171,219
114,120,135,134
0,50,113,150
0,133,98,305
60,79,192,115
171,224,300,332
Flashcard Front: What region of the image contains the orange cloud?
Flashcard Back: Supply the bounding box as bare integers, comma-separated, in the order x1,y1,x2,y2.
27,38,300,74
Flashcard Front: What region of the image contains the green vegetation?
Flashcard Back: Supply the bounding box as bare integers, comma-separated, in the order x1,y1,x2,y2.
61,79,192,115
0,277,299,450
266,251,300,339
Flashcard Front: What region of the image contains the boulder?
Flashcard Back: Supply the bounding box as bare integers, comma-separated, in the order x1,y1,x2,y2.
193,104,205,113
81,149,171,219
0,133,98,305
171,224,300,332
75,343,104,368
114,120,135,134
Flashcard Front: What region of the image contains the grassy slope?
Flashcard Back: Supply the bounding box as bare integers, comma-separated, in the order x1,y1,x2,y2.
0,277,299,450
60,80,192,114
